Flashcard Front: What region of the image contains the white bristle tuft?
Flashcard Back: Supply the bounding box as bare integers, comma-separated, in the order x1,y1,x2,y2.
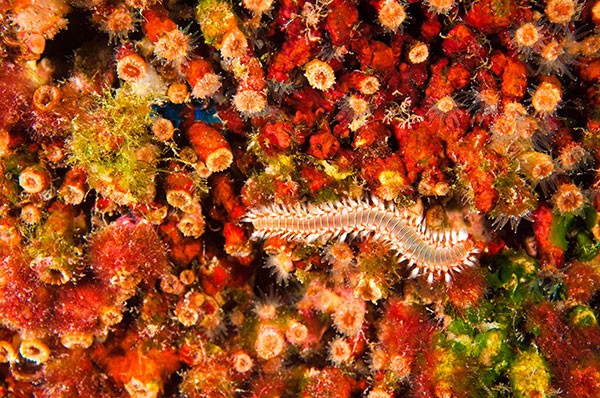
409,267,420,278
427,272,434,284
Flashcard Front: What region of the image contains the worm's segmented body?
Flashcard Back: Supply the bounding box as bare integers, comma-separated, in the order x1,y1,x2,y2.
244,197,479,283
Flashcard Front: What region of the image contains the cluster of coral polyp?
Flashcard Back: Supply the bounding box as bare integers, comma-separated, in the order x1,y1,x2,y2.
1,0,599,396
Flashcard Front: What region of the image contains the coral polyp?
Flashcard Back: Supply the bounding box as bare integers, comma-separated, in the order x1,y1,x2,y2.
0,0,599,396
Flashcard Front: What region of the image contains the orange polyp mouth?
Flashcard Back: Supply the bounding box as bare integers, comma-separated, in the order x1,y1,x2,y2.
206,147,234,173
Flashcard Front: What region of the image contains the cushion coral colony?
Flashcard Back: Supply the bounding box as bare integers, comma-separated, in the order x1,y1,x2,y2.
0,0,599,397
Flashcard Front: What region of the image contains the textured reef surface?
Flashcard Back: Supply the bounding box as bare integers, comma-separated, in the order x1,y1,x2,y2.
0,0,600,397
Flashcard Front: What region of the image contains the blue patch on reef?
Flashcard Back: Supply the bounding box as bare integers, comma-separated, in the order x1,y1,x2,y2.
194,103,222,125
153,102,221,129
153,103,184,128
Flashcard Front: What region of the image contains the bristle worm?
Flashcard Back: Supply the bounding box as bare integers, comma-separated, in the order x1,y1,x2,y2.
244,197,479,282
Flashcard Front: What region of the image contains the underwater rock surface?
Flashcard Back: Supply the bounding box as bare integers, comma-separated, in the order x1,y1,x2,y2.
0,0,599,396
